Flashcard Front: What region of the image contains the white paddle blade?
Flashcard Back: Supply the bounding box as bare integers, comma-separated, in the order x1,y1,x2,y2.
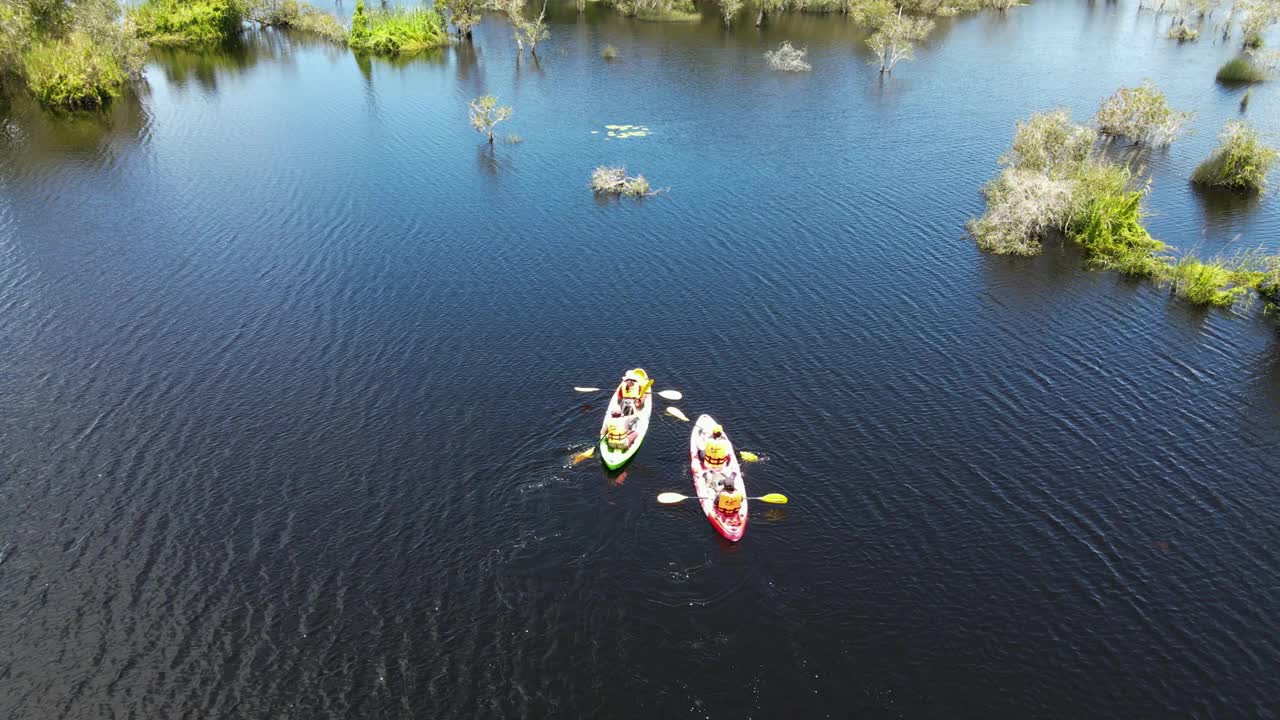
657,390,682,400
666,407,689,422
657,492,690,504
574,387,601,393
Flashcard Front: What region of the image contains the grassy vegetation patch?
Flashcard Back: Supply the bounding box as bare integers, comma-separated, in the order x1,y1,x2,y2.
348,0,448,55
130,0,246,46
1192,121,1278,194
1216,57,1267,83
1166,255,1262,308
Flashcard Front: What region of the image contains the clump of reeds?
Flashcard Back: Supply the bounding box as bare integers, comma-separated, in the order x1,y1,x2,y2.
1165,254,1261,308
1216,58,1267,83
1191,121,1278,193
601,45,618,60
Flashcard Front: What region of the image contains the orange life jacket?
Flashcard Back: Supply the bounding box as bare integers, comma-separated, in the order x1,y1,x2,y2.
716,489,742,514
606,419,629,447
704,437,730,467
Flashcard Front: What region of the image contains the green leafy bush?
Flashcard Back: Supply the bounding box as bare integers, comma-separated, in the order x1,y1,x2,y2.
1192,121,1278,193
21,31,128,108
1216,57,1267,83
130,0,246,46
347,1,447,55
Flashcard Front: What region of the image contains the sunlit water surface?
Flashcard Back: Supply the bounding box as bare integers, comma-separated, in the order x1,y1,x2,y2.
2,1,1279,717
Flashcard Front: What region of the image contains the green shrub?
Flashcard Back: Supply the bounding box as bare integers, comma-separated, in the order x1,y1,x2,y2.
1168,24,1198,41
1243,31,1263,49
1192,121,1278,193
1216,57,1267,83
130,0,247,46
349,0,370,46
347,2,447,55
601,44,617,60
21,31,128,108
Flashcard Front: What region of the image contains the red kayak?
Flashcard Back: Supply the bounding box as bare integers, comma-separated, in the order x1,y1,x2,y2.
688,414,747,542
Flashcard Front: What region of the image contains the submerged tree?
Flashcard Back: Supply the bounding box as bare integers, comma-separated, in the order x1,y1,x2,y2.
765,41,812,71
755,0,786,27
866,7,933,74
719,0,742,26
440,0,482,39
469,95,512,144
1094,81,1192,146
498,0,548,56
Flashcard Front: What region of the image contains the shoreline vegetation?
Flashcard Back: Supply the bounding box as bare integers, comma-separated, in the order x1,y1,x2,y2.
2,0,1278,317
0,0,1040,109
969,86,1279,311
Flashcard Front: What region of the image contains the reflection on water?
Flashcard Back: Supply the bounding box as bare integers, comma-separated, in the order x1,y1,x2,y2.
151,29,292,91
1193,182,1265,238
0,92,150,165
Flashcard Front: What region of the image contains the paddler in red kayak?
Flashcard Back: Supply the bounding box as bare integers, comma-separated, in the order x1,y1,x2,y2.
700,425,731,470
714,472,743,515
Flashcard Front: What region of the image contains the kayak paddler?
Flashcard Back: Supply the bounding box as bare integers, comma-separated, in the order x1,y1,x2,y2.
618,368,651,415
604,410,637,450
700,424,730,470
714,471,743,514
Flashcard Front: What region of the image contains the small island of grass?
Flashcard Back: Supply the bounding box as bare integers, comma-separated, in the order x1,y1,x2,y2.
129,0,246,46
348,0,450,55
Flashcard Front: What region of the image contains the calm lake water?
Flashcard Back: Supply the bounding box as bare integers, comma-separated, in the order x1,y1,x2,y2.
3,1,1279,717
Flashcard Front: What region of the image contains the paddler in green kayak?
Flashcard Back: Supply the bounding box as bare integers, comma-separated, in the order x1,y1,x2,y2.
604,410,637,450
617,369,651,416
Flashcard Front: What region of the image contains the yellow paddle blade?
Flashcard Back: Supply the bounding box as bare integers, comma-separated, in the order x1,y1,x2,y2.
739,451,759,462
657,492,690,504
756,493,788,504
666,407,689,422
572,447,596,464
574,387,601,392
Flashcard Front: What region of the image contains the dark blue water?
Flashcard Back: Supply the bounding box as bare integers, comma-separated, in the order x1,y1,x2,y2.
2,2,1279,717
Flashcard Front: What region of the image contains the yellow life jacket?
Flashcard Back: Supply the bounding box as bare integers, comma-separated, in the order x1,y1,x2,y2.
716,489,742,514
704,437,730,467
606,419,629,446
620,381,643,400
